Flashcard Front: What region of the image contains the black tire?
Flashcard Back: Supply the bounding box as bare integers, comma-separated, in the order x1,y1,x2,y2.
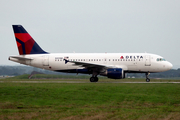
146,78,150,82
90,77,98,82
95,77,99,82
90,77,95,82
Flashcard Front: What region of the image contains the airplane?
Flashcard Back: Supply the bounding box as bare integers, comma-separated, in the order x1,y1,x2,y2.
9,25,173,82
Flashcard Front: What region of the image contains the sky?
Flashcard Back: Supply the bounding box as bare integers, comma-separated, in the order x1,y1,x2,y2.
0,0,180,68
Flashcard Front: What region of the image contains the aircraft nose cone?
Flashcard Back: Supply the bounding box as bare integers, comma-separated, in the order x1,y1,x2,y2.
168,62,173,70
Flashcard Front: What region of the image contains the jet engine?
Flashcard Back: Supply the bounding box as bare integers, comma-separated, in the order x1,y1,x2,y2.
107,68,124,79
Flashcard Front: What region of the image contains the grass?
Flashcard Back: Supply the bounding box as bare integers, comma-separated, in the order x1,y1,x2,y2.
1,74,180,83
0,79,180,120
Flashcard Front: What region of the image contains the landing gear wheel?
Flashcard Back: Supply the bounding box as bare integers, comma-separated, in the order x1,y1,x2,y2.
145,72,150,82
90,77,98,82
95,77,99,82
90,77,95,82
146,78,150,82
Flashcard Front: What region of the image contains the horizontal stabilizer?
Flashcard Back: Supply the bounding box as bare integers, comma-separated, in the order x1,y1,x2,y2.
9,56,33,60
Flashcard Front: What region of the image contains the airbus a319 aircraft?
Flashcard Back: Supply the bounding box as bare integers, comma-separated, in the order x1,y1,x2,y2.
9,25,173,82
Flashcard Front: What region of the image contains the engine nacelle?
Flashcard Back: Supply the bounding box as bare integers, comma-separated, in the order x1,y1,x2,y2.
107,68,124,79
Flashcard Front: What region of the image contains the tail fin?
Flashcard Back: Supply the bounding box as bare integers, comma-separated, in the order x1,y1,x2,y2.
12,25,47,55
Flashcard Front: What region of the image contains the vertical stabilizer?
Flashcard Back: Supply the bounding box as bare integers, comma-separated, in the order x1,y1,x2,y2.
12,25,47,55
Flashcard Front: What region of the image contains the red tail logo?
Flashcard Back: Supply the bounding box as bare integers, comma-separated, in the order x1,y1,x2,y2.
12,25,47,55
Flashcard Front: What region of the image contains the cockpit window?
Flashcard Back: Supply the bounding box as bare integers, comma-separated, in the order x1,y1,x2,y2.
157,58,166,61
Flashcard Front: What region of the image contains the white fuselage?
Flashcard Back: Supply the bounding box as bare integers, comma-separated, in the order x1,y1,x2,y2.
9,53,173,74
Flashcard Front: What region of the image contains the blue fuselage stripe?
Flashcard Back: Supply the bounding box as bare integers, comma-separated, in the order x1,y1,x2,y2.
55,69,91,74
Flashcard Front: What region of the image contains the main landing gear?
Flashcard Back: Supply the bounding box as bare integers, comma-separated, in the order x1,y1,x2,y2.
90,76,99,82
146,72,150,82
90,71,99,82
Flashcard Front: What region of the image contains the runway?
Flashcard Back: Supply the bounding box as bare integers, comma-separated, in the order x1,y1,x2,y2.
0,81,180,83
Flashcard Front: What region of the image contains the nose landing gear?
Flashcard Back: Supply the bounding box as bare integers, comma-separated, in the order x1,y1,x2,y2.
146,72,150,82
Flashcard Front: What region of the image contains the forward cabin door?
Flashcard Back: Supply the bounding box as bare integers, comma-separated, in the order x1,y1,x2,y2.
43,55,49,66
145,55,151,66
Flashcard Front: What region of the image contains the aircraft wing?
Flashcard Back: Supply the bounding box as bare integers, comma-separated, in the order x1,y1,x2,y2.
64,59,117,73
72,61,106,68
